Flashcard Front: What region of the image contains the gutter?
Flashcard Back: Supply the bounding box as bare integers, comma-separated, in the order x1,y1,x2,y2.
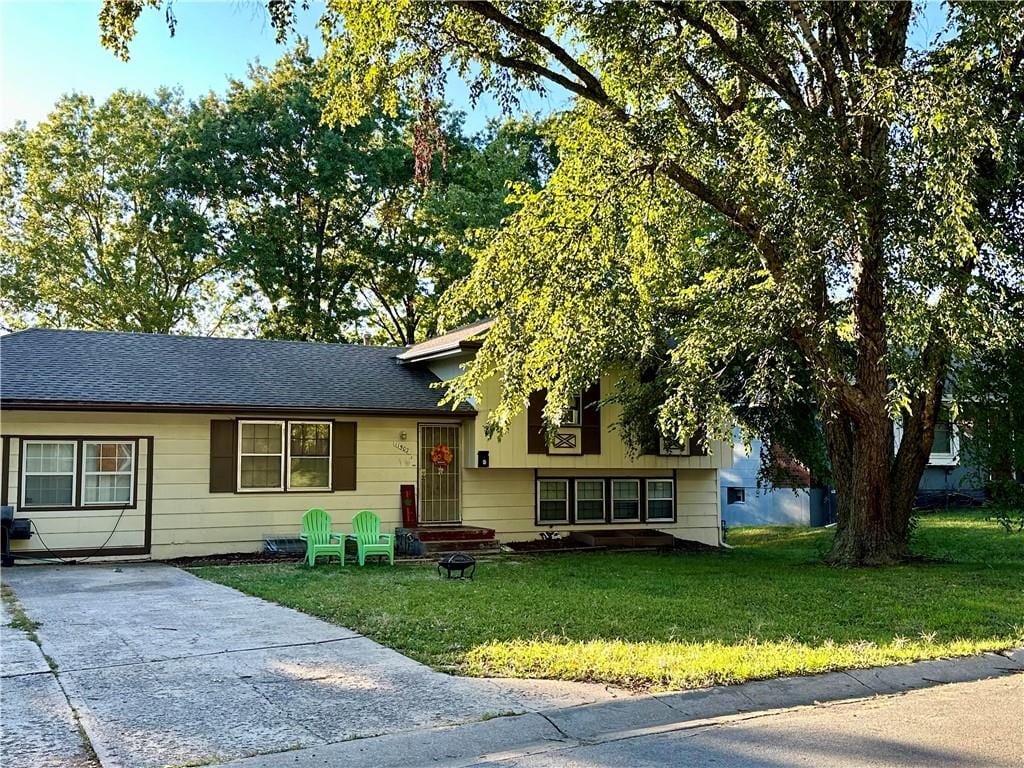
0,401,478,417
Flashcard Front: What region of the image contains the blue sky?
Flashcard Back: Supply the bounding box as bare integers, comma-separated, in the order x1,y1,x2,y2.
0,0,563,132
1,1,947,133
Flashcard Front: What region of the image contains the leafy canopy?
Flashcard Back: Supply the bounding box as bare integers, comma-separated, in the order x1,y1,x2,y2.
211,44,552,343
286,2,1020,442
1,89,228,333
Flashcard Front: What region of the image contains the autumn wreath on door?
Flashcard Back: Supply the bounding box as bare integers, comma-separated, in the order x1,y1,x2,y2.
430,443,453,473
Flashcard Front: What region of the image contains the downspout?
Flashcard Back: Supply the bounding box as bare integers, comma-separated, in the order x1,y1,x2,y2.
715,467,734,549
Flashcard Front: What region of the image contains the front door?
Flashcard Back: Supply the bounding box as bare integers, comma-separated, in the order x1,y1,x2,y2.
418,424,461,524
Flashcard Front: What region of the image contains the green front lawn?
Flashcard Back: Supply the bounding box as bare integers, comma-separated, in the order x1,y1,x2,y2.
191,510,1023,691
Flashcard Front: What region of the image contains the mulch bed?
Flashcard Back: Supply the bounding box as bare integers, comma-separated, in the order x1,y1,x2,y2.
504,538,604,553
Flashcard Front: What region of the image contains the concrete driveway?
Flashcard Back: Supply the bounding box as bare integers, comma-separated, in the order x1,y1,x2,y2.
1,564,527,768
4,563,1021,768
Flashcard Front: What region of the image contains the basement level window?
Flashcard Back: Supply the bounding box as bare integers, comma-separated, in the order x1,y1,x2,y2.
727,487,746,505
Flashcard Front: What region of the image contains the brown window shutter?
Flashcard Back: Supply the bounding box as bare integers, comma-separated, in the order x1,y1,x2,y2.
581,381,602,455
527,390,548,454
688,427,709,456
332,421,357,490
209,420,237,493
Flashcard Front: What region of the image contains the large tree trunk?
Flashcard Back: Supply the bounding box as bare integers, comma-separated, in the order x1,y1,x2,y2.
825,413,910,565
822,357,947,566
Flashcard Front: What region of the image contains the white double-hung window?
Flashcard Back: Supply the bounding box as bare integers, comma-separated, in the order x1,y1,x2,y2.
82,442,135,505
611,479,641,521
22,441,77,508
537,478,570,523
238,421,285,491
238,420,333,491
288,422,332,490
646,479,674,521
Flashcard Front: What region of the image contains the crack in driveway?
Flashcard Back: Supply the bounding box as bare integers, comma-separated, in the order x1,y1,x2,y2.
31,635,363,676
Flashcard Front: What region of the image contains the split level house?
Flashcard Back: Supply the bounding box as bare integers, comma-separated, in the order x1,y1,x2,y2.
0,322,730,560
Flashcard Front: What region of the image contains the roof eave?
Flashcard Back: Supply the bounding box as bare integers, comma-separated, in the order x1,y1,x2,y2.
397,340,483,364
0,400,478,417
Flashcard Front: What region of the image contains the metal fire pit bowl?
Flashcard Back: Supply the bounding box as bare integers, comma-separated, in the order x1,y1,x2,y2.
437,552,476,580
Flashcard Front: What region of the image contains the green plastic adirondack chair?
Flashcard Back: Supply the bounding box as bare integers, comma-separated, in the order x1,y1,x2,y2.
351,510,394,566
300,508,346,567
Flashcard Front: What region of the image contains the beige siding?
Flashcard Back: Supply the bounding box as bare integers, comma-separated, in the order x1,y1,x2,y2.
2,411,432,559
2,405,722,558
463,467,721,546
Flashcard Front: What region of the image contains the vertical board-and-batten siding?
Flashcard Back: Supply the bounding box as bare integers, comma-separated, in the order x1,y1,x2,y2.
453,369,733,472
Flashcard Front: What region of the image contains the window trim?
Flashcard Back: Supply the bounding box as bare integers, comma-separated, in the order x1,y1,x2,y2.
21,439,78,509
610,478,642,522
895,408,960,467
927,415,960,467
81,440,136,507
574,478,607,524
560,392,584,427
645,478,675,522
16,437,141,512
536,478,571,524
236,419,337,494
237,420,286,492
727,486,746,505
287,420,333,491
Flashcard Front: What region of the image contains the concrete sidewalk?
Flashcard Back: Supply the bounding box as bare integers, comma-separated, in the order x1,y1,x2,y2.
219,649,1024,767
1,600,98,768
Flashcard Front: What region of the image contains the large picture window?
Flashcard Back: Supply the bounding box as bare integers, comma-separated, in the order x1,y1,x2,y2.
22,441,76,508
82,442,135,505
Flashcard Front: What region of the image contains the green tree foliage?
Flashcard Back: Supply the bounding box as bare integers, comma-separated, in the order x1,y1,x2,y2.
213,46,551,343
102,0,1024,564
0,90,227,333
958,344,1024,491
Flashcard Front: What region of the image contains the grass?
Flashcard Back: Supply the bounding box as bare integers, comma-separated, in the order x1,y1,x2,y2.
191,509,1024,691
1,583,41,640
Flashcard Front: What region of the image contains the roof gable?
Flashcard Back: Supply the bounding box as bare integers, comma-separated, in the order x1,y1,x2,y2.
397,319,493,363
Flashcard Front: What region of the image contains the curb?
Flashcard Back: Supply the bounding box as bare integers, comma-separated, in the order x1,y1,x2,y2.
219,648,1024,767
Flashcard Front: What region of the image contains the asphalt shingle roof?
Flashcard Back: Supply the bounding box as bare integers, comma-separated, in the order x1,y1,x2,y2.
397,319,493,361
0,329,473,415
